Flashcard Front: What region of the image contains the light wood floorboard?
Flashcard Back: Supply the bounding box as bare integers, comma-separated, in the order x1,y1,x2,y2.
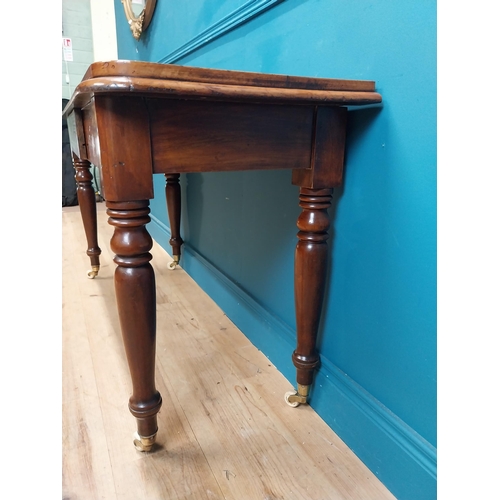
62,203,395,500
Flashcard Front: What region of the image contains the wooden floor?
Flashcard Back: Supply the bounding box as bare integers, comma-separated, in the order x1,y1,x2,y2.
62,203,395,500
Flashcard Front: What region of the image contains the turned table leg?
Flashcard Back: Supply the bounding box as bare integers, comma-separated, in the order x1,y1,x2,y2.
107,200,162,452
74,156,101,278
285,188,332,407
165,174,184,269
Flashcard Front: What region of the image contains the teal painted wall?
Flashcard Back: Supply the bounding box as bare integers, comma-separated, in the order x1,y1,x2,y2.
114,1,436,498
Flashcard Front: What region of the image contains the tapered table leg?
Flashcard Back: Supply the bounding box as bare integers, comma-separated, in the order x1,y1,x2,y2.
74,156,101,278
165,174,184,269
107,200,162,451
285,188,332,407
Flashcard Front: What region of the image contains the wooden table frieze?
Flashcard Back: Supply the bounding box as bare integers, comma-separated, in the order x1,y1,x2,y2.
63,60,382,451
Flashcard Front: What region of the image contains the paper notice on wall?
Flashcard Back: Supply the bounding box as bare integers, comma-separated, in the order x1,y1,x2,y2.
62,37,73,61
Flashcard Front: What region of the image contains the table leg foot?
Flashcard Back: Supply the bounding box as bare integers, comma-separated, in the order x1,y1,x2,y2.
284,384,310,407
133,431,157,452
87,265,100,279
168,255,180,270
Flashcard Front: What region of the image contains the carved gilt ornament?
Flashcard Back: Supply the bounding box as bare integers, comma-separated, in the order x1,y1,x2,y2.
121,0,157,40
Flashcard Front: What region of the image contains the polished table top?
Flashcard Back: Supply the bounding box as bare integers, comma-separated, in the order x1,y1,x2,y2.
64,59,381,108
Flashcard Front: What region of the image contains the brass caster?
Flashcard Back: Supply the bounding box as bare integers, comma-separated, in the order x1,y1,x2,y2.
133,431,157,452
87,266,99,279
168,256,180,270
284,384,310,408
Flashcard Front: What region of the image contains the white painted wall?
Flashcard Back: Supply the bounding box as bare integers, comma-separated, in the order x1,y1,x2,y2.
90,0,118,61
62,0,118,99
62,0,95,99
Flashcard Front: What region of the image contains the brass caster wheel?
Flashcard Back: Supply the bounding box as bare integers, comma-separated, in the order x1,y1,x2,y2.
133,431,157,452
284,391,301,407
87,266,99,279
284,384,310,407
168,256,180,270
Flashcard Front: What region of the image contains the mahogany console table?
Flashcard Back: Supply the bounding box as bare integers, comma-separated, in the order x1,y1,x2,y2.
63,60,381,452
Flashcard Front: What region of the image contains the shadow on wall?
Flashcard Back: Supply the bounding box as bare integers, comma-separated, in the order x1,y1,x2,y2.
183,168,300,327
